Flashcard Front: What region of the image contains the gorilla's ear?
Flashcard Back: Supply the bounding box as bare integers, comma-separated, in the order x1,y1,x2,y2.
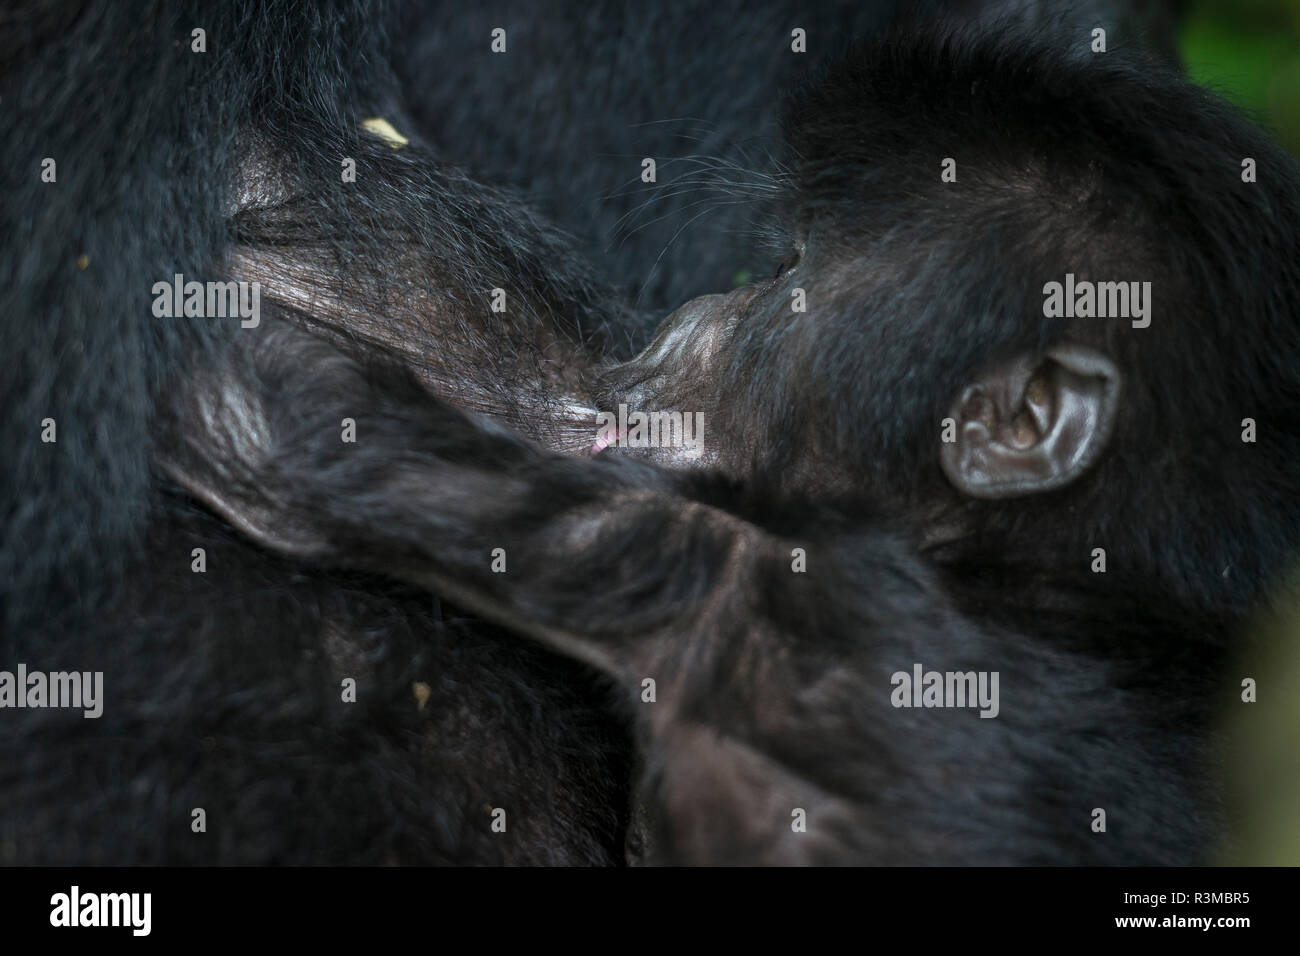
940,344,1121,499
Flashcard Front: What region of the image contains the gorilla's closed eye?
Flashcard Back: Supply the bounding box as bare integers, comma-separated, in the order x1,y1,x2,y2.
772,244,804,280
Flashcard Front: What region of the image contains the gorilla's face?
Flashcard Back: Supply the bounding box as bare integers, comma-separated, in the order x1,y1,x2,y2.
591,222,1122,515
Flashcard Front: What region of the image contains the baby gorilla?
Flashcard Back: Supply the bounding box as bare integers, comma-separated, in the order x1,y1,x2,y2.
169,23,1293,862
8,3,1290,864
164,317,1213,864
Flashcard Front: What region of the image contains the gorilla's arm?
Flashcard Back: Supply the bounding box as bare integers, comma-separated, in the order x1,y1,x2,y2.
161,319,1217,864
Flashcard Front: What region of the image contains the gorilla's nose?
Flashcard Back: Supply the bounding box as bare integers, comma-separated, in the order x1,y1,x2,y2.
633,286,757,368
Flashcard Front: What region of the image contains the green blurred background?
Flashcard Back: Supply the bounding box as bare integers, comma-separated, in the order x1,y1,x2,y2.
1182,0,1300,154
1187,0,1300,864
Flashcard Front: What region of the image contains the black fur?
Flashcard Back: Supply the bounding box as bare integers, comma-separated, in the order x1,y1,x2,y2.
395,0,1184,312
2,0,1289,865
161,318,1224,863
1,0,637,865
